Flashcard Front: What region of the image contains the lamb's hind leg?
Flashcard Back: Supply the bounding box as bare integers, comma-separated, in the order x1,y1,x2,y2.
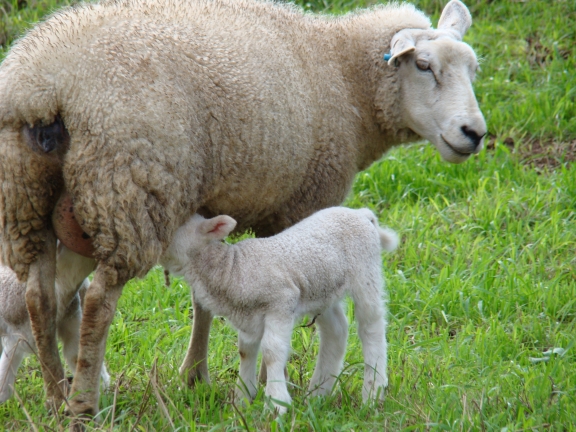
67,265,125,418
353,276,388,401
308,303,348,397
180,297,213,386
25,230,68,411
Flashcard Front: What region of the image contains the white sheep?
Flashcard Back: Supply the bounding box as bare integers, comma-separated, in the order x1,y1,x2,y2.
0,245,109,403
161,207,399,413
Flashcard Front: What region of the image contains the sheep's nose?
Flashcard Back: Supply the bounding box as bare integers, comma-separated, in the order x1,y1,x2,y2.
461,125,486,150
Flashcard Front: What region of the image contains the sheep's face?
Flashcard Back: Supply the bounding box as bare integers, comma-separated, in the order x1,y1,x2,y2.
387,0,487,164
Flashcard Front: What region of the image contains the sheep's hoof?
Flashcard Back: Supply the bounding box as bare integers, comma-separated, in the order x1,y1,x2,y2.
69,417,88,432
64,398,97,421
44,395,66,414
184,369,209,388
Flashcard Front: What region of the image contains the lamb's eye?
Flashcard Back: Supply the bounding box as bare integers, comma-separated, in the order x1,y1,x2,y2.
416,59,431,71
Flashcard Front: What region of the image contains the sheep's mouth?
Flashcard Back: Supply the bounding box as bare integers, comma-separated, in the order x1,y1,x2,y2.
440,135,471,158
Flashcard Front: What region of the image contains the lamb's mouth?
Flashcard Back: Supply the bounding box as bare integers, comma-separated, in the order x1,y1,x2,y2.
440,135,471,158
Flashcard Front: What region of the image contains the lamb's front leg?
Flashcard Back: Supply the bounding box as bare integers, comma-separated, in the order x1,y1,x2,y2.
180,298,213,386
261,316,293,414
235,330,261,402
309,303,348,396
67,265,125,418
25,230,68,411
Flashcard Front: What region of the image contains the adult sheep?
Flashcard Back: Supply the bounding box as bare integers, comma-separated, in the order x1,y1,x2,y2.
0,0,486,417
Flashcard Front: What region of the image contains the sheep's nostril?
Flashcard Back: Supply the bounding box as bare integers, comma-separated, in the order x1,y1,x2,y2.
461,125,486,148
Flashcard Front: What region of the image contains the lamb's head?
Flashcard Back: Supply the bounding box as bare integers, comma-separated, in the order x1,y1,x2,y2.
161,214,237,275
386,0,486,163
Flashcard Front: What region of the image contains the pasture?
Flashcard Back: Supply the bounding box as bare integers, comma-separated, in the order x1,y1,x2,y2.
1,0,574,430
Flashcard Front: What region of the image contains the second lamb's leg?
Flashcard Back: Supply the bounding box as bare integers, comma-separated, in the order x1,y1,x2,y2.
180,297,213,386
25,230,68,411
0,337,27,403
308,303,348,396
235,330,262,402
66,265,125,418
261,316,293,414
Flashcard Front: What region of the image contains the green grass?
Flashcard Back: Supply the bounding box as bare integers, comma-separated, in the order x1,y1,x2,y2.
1,0,575,430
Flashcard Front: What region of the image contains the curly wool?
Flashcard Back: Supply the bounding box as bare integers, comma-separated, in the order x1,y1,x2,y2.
0,0,430,281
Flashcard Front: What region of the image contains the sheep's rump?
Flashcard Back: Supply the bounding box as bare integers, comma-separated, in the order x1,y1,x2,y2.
0,0,429,280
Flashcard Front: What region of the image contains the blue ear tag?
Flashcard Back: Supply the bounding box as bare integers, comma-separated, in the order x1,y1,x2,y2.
383,52,392,61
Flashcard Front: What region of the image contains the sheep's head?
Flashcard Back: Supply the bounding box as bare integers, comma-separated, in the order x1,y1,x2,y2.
386,0,486,163
161,214,237,275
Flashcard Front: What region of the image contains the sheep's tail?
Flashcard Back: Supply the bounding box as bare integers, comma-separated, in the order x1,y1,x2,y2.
377,227,399,252
359,208,399,252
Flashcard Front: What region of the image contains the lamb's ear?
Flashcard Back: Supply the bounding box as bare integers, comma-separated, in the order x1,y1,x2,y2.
200,215,237,240
438,0,472,40
388,31,415,65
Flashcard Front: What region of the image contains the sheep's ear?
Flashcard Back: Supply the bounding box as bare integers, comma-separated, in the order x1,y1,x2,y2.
200,215,237,240
388,31,415,65
438,0,472,40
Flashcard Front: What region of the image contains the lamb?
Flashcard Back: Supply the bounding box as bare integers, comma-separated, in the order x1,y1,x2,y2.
0,0,486,416
0,245,109,403
161,207,398,413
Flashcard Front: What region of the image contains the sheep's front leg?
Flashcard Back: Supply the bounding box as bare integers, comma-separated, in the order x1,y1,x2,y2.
67,265,125,418
261,316,293,414
180,298,213,386
309,303,348,396
235,330,262,402
25,230,68,411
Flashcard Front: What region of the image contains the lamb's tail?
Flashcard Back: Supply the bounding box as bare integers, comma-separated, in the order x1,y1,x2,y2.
377,227,399,252
359,208,399,252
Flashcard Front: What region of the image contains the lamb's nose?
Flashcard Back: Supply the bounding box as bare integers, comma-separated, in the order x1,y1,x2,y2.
461,125,486,149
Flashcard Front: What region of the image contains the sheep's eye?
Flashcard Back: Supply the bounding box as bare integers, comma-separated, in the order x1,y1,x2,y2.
416,59,431,72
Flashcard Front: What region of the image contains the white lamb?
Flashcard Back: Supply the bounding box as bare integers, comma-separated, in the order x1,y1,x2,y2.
0,245,109,403
161,207,398,413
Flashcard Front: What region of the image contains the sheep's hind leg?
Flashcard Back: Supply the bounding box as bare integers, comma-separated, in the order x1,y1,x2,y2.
235,330,261,403
59,288,110,392
180,298,213,386
261,316,293,414
66,265,125,420
308,303,348,397
25,230,69,412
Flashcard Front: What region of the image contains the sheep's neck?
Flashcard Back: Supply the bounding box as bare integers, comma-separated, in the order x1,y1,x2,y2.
321,11,427,170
